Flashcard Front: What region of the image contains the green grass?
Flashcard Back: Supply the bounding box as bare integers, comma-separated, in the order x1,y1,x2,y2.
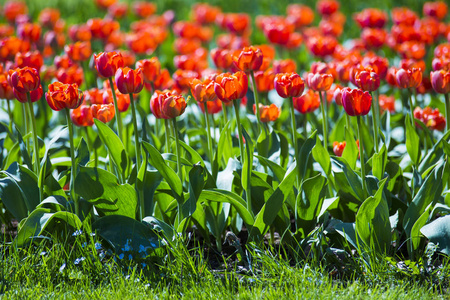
1,235,448,299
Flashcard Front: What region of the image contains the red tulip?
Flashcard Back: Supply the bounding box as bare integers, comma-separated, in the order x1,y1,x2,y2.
190,78,217,103
214,71,248,103
232,46,263,72
430,70,450,94
395,68,422,89
333,141,346,156
94,51,124,78
46,82,83,111
9,67,40,93
274,73,305,98
341,87,372,116
150,90,186,119
115,67,144,94
13,85,43,103
306,73,333,92
293,90,320,113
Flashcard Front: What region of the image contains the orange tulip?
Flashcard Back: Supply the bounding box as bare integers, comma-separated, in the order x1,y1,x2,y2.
210,48,233,70
341,87,372,116
361,28,387,49
71,103,94,127
273,59,297,74
316,0,339,16
192,3,221,25
107,3,128,19
173,69,200,92
286,4,314,28
115,67,144,94
333,141,346,157
15,51,43,71
254,68,275,93
94,51,124,78
91,103,115,123
38,8,60,29
9,67,40,93
274,73,305,98
153,68,174,91
214,71,248,103
306,73,333,91
3,0,28,23
391,7,418,26
46,82,83,111
0,73,14,100
395,68,422,88
132,1,156,18
351,66,380,91
68,24,92,42
102,83,130,112
414,106,446,131
56,65,84,87
17,22,41,43
13,85,43,103
354,8,387,28
423,1,448,20
232,46,263,72
190,78,217,103
150,90,186,119
307,35,337,58
293,90,320,113
253,103,281,122
378,94,396,114
84,88,104,105
199,99,223,114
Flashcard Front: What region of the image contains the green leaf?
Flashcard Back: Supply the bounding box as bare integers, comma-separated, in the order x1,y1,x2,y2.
142,216,175,244
312,135,333,185
37,195,69,212
355,178,390,253
298,130,317,180
142,141,182,201
341,127,358,170
93,215,163,253
250,163,297,239
94,119,129,180
256,125,269,158
403,161,445,238
372,144,387,181
75,166,137,218
183,164,205,218
217,121,233,169
421,215,450,255
411,208,431,252
75,137,90,169
241,128,254,199
405,114,420,166
15,208,82,247
331,157,364,201
254,155,286,182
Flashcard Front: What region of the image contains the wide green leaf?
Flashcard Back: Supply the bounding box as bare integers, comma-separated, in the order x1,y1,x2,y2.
372,144,387,181
75,166,137,218
341,127,358,170
421,215,450,255
241,128,254,202
405,114,420,166
183,164,205,218
298,130,317,180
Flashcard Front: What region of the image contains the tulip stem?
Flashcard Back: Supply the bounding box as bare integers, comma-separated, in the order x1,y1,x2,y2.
289,97,302,186
22,103,29,150
164,119,170,153
203,102,214,163
26,93,41,202
108,77,123,142
65,108,79,217
445,93,450,133
250,71,261,135
233,100,245,162
6,100,13,134
129,94,142,169
303,114,308,137
357,115,367,200
370,92,379,153
319,91,328,150
408,89,415,126
172,118,183,226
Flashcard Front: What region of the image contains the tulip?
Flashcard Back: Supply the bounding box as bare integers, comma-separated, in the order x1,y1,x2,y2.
15,51,43,71
253,103,281,123
115,67,144,95
71,103,94,127
13,85,43,103
253,68,275,93
333,141,346,157
9,67,40,93
65,41,92,62
431,70,450,131
214,71,248,103
136,57,161,86
210,48,232,70
274,73,305,98
396,67,422,125
232,46,263,73
293,90,320,114
46,82,83,111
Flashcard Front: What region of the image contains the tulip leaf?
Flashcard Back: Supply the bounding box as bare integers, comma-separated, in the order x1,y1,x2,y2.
341,127,358,170
241,128,254,204
312,135,333,185
75,166,137,218
331,156,364,202
94,119,129,180
217,121,233,169
421,215,450,255
142,141,183,201
298,130,317,180
405,114,420,166
355,178,390,253
183,164,205,218
372,144,387,181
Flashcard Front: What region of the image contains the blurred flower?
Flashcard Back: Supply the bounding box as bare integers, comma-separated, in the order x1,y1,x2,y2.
3,1,27,23
273,59,297,74
354,8,387,28
217,13,251,35
361,28,386,49
395,68,422,88
199,98,222,114
293,89,320,113
17,22,41,43
423,1,448,20
108,3,128,19
95,0,116,10
132,2,156,18
71,103,94,127
102,84,129,112
398,41,426,60
94,51,124,78
192,3,221,25
46,82,83,111
65,41,92,62
174,38,201,55
307,35,337,57
150,90,186,119
173,69,200,92
351,66,380,91
190,78,217,103
286,4,314,28
378,94,395,114
15,51,43,71
153,68,174,91
253,103,281,122
333,86,343,105
38,8,60,29
68,24,92,42
115,67,144,94
414,106,446,130
54,54,74,69
210,48,233,70
316,0,339,16
391,7,418,26
432,57,450,71
91,103,115,123
400,59,425,71
87,18,120,40
0,73,14,100
430,70,450,94
333,141,346,156
341,87,372,116
136,58,161,83
9,66,40,93
214,71,248,103
56,65,83,87
254,68,275,93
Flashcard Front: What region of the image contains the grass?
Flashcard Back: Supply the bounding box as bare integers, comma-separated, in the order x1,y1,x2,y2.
1,233,449,299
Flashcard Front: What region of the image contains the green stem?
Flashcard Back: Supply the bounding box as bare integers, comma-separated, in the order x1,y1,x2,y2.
129,94,141,169
27,94,42,202
370,92,379,153
203,102,214,163
6,100,13,133
108,77,123,142
233,100,245,162
289,97,302,186
408,89,415,126
319,91,328,150
250,71,261,135
303,113,308,137
164,119,170,153
65,108,79,217
22,103,29,150
172,118,183,225
445,93,450,133
83,127,93,166
357,115,367,200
